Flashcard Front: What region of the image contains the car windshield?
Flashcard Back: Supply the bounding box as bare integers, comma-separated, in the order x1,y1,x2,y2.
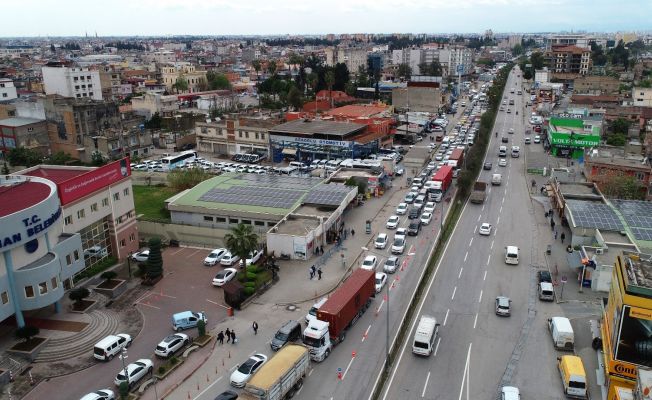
238,359,256,374
216,271,227,279
274,332,288,341
209,251,220,257
394,239,404,246
376,277,383,284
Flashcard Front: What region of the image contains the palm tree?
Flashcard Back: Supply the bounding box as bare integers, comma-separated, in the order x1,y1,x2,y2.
252,59,261,82
224,223,259,276
324,71,335,108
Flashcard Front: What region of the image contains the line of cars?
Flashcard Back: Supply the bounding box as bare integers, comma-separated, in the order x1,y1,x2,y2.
203,247,264,286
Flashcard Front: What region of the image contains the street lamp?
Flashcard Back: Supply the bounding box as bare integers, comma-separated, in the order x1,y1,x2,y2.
361,246,390,371
119,348,129,388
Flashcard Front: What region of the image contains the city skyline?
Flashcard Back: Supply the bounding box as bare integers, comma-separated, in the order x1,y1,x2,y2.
2,0,651,37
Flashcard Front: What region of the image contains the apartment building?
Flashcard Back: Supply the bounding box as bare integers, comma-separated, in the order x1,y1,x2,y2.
195,116,280,157
41,63,102,100
544,34,594,50
632,87,652,108
545,45,592,77
130,92,179,119
99,66,123,101
391,48,423,75
584,147,652,200
325,47,369,73
0,117,49,156
440,47,474,76
0,79,18,101
160,63,207,94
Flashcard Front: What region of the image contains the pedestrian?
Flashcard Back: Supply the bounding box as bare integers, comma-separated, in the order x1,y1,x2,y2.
231,330,237,344
320,246,323,255
554,230,558,240
225,328,231,343
217,330,224,345
561,232,566,244
318,267,322,280
351,229,355,237
551,220,556,230
310,265,315,280
252,321,258,335
343,229,347,240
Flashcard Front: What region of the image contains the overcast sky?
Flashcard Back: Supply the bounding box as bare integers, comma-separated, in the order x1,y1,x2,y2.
2,0,651,37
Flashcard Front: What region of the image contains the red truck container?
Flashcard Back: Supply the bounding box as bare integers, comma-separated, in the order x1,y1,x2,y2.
431,165,454,193
450,148,464,167
316,268,375,342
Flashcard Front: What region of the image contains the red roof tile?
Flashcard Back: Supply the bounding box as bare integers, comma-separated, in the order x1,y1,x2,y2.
0,181,51,217
23,167,89,184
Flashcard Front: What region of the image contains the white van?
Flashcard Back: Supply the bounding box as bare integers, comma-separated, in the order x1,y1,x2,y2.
548,317,574,351
289,161,307,169
412,315,439,356
505,246,519,265
539,282,555,301
93,334,132,361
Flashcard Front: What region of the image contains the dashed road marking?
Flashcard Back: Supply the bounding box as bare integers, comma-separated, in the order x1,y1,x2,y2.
451,286,457,300
443,309,450,326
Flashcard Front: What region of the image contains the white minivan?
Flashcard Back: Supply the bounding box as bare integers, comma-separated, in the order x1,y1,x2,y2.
505,246,519,265
94,334,132,361
412,315,439,356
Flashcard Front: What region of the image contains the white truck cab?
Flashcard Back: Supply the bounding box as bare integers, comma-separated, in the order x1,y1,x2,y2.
302,319,332,362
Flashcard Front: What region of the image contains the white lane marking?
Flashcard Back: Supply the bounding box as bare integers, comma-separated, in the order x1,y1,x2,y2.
502,196,505,204
136,302,160,310
473,313,478,329
474,225,477,234
309,369,314,376
451,286,457,300
443,309,450,326
482,203,485,211
422,371,431,398
499,206,503,214
490,240,494,249
478,290,483,303
457,343,473,400
377,299,386,313
497,216,501,225
469,238,473,247
194,376,223,399
487,255,491,265
434,337,441,356
458,267,463,279
477,214,481,222
483,270,487,281
361,324,371,342
342,355,356,380
464,252,468,262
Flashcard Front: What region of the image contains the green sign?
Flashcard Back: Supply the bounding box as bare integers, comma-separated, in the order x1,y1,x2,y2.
549,132,600,147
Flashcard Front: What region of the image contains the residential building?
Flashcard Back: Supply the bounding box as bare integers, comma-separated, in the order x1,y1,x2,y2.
0,45,39,58
0,79,18,101
440,47,474,76
195,116,280,157
0,174,84,327
574,75,620,95
99,66,123,101
392,76,447,113
143,50,177,64
545,45,592,78
130,92,179,119
160,63,207,94
0,117,49,156
546,116,602,158
391,48,423,75
544,34,594,50
584,146,652,200
507,35,522,48
534,68,551,84
41,63,102,101
632,87,652,108
325,47,369,73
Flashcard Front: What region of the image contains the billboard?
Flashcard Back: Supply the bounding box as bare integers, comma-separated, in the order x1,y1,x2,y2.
58,158,131,205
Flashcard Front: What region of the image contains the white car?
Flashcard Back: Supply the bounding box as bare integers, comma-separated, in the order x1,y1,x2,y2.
420,212,433,225
383,256,400,274
213,268,237,286
80,389,115,400
423,202,436,214
508,128,514,134
404,193,416,203
375,233,388,249
396,227,408,238
361,255,378,270
204,248,228,266
534,135,541,143
240,249,263,267
375,272,388,293
396,203,408,215
130,250,149,263
435,154,444,161
114,359,153,388
154,333,189,358
479,223,492,236
230,353,268,388
391,236,406,255
84,246,108,258
499,159,507,167
386,215,400,229
220,252,241,266
501,386,520,400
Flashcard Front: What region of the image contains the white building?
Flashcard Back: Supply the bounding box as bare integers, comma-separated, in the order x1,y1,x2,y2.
440,47,473,76
632,87,652,108
0,79,18,101
535,68,551,84
41,64,102,100
391,48,423,75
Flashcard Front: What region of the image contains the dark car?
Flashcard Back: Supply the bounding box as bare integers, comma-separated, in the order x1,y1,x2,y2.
483,162,492,170
407,221,422,236
501,136,508,143
537,270,552,283
214,391,238,400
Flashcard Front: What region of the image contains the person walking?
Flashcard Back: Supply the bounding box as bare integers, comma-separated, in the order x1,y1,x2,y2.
351,229,355,237
217,330,225,345
554,230,558,240
560,232,566,244
318,267,322,280
231,330,237,344
225,328,232,343
309,265,315,280
252,321,258,335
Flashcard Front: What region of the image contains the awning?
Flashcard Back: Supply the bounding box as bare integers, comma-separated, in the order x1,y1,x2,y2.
282,148,297,155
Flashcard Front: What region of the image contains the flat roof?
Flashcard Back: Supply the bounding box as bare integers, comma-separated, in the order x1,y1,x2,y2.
559,182,597,196
23,167,90,184
0,181,51,217
324,104,390,118
270,119,365,137
0,117,44,127
566,199,624,231
619,251,652,295
274,216,321,236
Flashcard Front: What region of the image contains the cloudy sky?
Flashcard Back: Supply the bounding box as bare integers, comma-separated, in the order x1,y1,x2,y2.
2,0,651,37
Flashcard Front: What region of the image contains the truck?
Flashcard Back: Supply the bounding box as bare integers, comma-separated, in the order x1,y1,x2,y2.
430,165,454,202
302,269,375,362
240,344,310,400
449,148,464,168
470,181,487,204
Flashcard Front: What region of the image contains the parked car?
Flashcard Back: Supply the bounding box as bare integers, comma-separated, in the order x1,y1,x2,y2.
113,359,153,388
214,391,239,400
240,249,263,267
383,256,400,274
420,212,433,225
155,333,189,358
361,255,378,271
537,270,552,283
84,246,108,258
408,221,422,236
130,249,149,263
204,248,228,266
80,389,115,400
534,135,541,143
230,353,268,388
219,252,241,266
375,272,388,293
501,386,520,400
212,268,237,287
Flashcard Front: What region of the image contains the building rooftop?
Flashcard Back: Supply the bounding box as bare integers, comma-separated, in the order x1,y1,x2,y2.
324,104,390,119
269,119,365,137
273,215,321,236
619,251,652,296
558,182,600,197
0,117,44,127
566,199,624,231
0,180,51,218
22,166,91,184
585,148,650,170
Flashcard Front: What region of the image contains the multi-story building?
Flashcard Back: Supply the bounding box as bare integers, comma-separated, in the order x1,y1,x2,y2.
574,75,620,95
544,34,594,50
325,47,369,73
130,92,179,119
632,87,652,108
0,117,49,157
99,66,123,101
392,76,447,113
160,63,207,94
440,47,474,76
584,146,652,200
143,50,177,64
0,78,18,101
545,45,592,77
196,116,280,157
41,63,103,101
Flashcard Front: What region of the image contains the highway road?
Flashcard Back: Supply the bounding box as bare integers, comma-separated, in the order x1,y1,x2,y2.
380,67,573,400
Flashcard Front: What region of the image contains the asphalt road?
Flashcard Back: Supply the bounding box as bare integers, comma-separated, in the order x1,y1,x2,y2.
380,67,576,400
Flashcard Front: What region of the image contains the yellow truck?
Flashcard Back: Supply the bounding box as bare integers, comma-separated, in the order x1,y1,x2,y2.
240,344,310,400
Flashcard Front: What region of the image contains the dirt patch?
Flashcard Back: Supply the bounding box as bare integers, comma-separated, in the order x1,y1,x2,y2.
96,279,121,289
10,337,46,352
71,300,95,312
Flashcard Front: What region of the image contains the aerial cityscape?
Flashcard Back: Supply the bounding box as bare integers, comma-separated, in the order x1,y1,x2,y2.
0,3,652,400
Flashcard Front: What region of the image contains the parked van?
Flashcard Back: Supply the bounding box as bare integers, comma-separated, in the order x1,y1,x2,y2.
539,282,555,301
289,161,307,170
557,355,587,398
172,311,207,332
93,334,132,361
505,246,519,265
412,315,439,356
271,320,302,351
548,317,574,350
305,298,328,324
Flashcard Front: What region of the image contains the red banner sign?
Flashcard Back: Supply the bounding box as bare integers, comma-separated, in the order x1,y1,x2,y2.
58,158,131,205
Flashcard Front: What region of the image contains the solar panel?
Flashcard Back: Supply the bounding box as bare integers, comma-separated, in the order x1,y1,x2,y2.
199,185,303,209
567,200,624,231
304,185,354,206
612,200,652,241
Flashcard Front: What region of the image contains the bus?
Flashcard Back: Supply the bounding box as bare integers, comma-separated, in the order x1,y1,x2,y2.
160,151,198,171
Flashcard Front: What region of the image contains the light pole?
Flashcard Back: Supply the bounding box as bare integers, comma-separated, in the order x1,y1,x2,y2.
361,246,390,371
119,348,129,389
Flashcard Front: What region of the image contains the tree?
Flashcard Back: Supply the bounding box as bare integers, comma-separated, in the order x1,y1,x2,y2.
224,223,259,276
68,287,90,306
590,42,608,66
251,59,261,81
2,162,9,175
91,151,106,166
512,43,524,56
50,44,56,53
611,118,630,135
287,85,303,110
267,60,277,76
119,381,129,400
167,168,211,191
397,63,412,81
307,72,318,96
197,319,206,337
601,175,645,200
206,72,231,90
48,151,73,165
324,70,335,108
15,326,40,342
173,76,189,94
606,133,627,146
144,237,163,280
196,77,209,92
100,270,118,282
7,147,42,167
530,52,545,70
333,63,350,91
418,60,443,76
523,69,533,80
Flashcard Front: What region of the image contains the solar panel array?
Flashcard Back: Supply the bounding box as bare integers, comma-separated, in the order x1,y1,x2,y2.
236,174,322,191
612,200,652,241
304,185,353,206
567,200,624,231
199,185,303,209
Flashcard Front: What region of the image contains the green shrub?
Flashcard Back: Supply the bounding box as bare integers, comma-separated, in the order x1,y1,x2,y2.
100,271,117,281
237,273,247,282
170,356,179,365
197,319,206,337
119,381,129,399
76,257,117,280
158,366,166,374
246,272,257,281
244,282,256,288
243,286,256,296
247,265,261,273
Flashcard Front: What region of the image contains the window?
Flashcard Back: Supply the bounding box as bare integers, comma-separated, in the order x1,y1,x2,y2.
74,77,78,82
120,239,126,247
1,291,8,304
245,132,249,139
38,282,48,295
241,219,252,225
64,215,73,225
73,250,79,261
24,286,35,298
215,217,226,223
255,132,259,139
88,84,92,88
261,133,266,140
635,172,645,181
254,221,265,226
123,188,130,196
66,254,72,265
102,197,109,207
91,203,98,212
77,209,85,219
89,92,94,97
113,192,120,201
2,93,7,98
76,94,81,98
129,233,135,242
203,216,214,222
81,85,86,89
87,75,91,80
51,277,58,290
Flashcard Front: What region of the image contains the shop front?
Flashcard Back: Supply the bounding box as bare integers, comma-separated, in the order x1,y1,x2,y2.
548,117,601,159
270,135,378,163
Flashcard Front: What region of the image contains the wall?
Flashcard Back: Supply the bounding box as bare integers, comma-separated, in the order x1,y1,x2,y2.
138,220,239,248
